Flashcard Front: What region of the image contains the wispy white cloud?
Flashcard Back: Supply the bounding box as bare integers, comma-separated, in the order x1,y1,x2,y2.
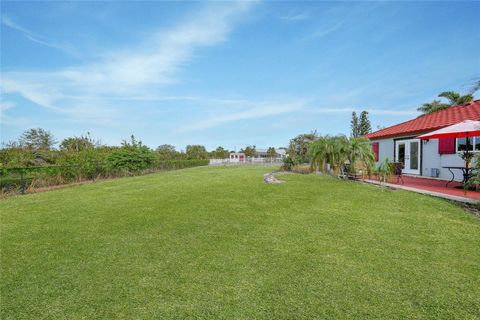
0,2,256,123
301,3,382,41
1,76,60,110
175,102,417,133
176,102,304,133
307,107,417,116
0,1,421,141
1,15,78,55
0,100,15,113
0,100,16,126
0,100,33,128
53,94,252,105
303,19,347,40
280,13,309,21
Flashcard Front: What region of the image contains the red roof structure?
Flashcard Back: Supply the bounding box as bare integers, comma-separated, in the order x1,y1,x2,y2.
364,100,480,140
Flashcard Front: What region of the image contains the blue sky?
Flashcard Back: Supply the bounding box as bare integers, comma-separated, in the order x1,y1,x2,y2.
1,1,479,151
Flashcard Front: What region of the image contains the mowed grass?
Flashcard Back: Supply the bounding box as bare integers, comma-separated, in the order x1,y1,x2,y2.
1,165,479,319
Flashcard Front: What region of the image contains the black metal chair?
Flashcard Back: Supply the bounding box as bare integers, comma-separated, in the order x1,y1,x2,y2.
343,163,362,181
392,162,404,184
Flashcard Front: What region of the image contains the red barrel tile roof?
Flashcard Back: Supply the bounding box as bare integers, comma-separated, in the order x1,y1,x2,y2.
364,100,480,140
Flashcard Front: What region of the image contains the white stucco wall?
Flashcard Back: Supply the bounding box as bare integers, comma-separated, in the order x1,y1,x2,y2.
421,139,466,181
371,136,466,181
373,138,395,166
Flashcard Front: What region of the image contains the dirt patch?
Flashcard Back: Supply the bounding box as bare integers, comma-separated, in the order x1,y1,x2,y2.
263,172,285,184
459,203,480,218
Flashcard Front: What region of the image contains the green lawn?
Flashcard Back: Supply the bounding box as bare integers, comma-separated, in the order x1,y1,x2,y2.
1,165,479,319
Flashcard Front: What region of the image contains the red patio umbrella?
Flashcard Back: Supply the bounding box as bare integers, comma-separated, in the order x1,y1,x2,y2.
417,120,480,140
417,120,480,186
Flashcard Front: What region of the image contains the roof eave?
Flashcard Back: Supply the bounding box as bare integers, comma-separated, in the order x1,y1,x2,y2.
364,129,439,140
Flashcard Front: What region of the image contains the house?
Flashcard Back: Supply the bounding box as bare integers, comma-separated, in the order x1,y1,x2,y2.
229,152,245,163
365,100,480,181
226,148,286,164
254,148,287,159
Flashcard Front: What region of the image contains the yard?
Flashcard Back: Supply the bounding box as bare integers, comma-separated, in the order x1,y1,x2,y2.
1,165,479,319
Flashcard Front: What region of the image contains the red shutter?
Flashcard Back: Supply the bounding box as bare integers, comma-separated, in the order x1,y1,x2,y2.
372,142,379,161
438,138,455,154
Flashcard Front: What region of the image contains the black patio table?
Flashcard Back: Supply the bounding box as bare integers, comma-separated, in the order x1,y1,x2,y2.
442,166,474,187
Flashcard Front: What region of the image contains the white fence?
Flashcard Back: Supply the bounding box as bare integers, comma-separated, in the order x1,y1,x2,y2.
209,158,283,166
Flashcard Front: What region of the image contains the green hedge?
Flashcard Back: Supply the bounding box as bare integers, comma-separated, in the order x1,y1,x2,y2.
155,159,209,170
0,160,208,194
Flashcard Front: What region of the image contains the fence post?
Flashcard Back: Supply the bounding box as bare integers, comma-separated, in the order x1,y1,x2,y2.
19,169,26,195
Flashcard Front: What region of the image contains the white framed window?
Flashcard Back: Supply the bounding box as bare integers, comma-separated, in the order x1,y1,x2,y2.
456,137,480,152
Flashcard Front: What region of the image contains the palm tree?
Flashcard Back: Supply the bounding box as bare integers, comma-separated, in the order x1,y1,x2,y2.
418,91,474,114
309,135,349,175
347,137,375,174
417,100,450,114
329,135,349,174
438,91,474,105
309,136,329,173
469,80,480,95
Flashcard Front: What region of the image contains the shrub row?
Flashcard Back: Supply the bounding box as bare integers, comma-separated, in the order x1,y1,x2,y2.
0,159,208,194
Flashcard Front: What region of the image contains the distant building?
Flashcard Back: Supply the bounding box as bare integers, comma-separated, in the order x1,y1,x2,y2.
229,152,245,163
254,148,286,159
210,149,285,166
225,148,286,165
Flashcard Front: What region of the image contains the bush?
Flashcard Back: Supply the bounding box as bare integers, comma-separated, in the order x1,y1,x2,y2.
375,158,394,183
292,164,312,174
56,147,110,180
0,159,209,194
107,148,152,173
106,137,155,174
0,148,35,167
156,159,209,170
466,154,480,191
0,132,210,195
281,157,296,171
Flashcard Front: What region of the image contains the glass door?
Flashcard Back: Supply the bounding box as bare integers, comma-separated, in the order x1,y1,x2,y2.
396,139,420,175
408,140,420,174
397,142,406,167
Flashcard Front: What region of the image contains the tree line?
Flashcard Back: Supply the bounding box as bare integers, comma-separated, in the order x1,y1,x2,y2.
1,128,282,168
0,129,283,194
2,128,226,164
0,129,222,193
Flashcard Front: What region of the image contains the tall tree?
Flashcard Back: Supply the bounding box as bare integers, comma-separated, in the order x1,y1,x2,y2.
211,146,229,159
266,147,276,158
418,90,474,114
19,128,57,150
242,145,256,157
469,79,480,95
438,91,474,105
417,100,450,114
185,145,208,159
350,112,360,138
60,133,96,152
156,144,177,160
287,131,318,163
359,111,372,135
